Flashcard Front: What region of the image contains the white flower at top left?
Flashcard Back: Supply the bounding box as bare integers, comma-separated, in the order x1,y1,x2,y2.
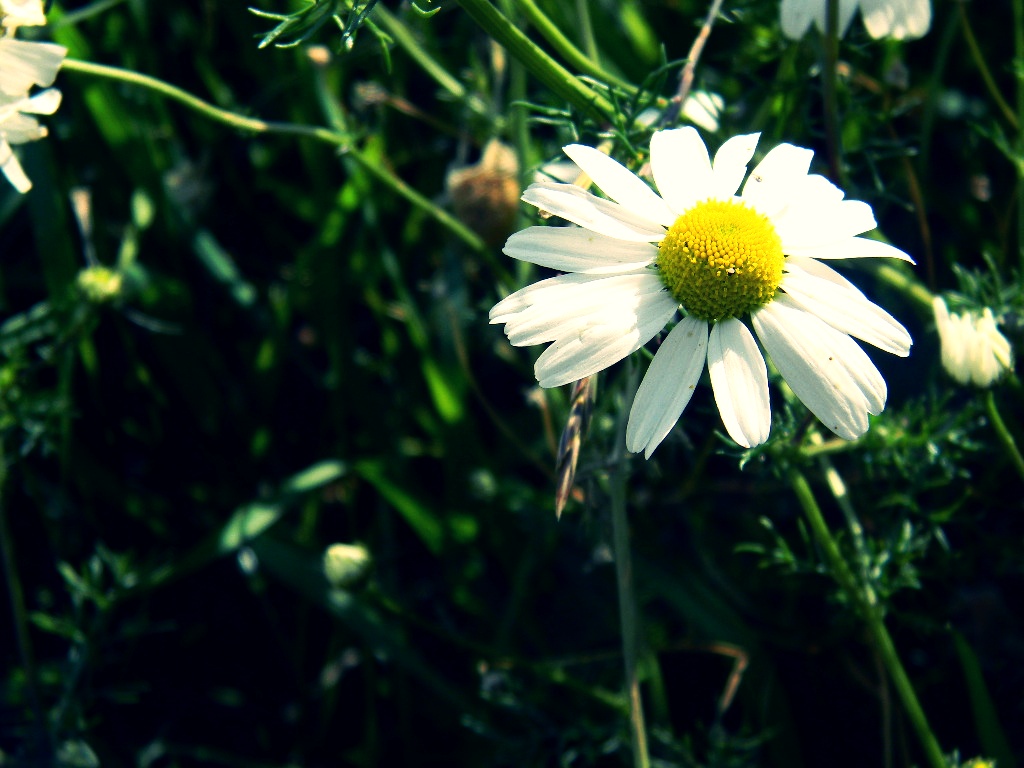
0,0,65,193
1,0,46,29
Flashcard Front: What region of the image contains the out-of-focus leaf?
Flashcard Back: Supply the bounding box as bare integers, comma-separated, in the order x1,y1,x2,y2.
355,459,443,554
952,630,1016,768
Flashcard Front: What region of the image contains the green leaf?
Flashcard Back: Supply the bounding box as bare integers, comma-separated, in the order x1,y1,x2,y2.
355,459,443,554
951,630,1016,768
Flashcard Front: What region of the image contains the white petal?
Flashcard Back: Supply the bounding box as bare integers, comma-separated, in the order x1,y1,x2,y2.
780,173,846,207
786,235,915,263
22,87,60,115
0,138,30,193
780,270,912,356
827,328,888,414
752,298,880,440
860,0,931,39
708,319,771,447
780,0,860,37
502,275,667,347
534,293,677,387
503,226,658,274
0,39,66,96
561,144,675,227
741,143,815,218
522,182,665,242
711,132,760,199
681,91,723,133
490,272,597,323
650,127,713,214
776,200,877,249
784,255,866,297
779,0,816,39
626,316,709,458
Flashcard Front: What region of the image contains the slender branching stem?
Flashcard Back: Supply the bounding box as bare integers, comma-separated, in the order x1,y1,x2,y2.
822,0,843,184
60,58,486,252
985,390,1024,482
1013,0,1024,268
663,0,724,125
0,445,49,754
609,365,650,768
455,0,615,120
511,0,634,94
575,0,599,64
955,2,1018,129
373,5,493,119
789,470,946,768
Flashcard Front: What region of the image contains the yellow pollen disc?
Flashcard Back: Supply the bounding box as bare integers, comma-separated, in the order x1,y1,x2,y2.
657,198,784,321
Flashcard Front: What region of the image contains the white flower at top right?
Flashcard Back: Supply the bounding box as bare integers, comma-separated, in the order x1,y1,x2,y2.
781,0,931,40
933,297,1013,388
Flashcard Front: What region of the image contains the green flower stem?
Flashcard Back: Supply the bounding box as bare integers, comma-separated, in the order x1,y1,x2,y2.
789,470,946,768
454,0,615,120
871,262,935,315
372,6,493,120
1014,0,1024,269
0,445,47,750
609,364,650,768
61,58,343,143
60,58,486,253
52,0,129,27
575,0,599,63
984,390,1024,482
822,0,844,183
956,2,1018,129
510,0,636,95
812,434,870,573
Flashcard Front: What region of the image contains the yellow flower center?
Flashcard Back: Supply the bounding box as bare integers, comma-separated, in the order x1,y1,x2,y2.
657,199,784,321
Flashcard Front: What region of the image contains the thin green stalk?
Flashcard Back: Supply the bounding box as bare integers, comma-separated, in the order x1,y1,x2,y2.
822,0,843,183
52,0,129,27
62,58,346,144
813,438,869,576
789,470,946,768
372,6,493,120
0,444,49,754
511,0,634,94
455,0,615,120
956,2,1018,129
1014,0,1024,269
984,390,1024,482
610,364,650,768
871,262,935,315
61,58,486,252
575,0,599,63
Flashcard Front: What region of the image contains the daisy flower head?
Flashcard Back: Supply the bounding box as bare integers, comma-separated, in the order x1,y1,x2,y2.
780,0,931,41
489,128,914,457
932,296,1013,387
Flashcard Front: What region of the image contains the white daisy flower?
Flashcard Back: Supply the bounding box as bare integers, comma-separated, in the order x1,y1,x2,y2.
780,0,931,40
1,0,46,30
0,37,66,97
489,128,914,457
932,296,1012,387
0,86,61,192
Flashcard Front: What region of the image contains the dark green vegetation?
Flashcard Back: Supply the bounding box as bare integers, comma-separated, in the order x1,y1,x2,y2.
1,1,1022,766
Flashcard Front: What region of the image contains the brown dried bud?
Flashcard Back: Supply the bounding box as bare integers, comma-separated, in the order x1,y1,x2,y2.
446,139,520,247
